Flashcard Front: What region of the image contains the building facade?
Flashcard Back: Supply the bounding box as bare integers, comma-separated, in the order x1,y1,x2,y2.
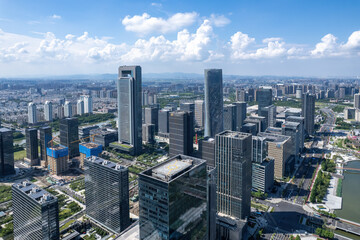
169,111,194,157
302,93,316,135
252,159,274,193
28,102,37,124
44,101,53,121
0,128,14,176
39,126,52,167
59,117,79,158
25,128,39,166
194,100,205,128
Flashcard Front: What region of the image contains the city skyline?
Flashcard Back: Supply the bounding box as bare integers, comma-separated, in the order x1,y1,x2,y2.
0,0,360,76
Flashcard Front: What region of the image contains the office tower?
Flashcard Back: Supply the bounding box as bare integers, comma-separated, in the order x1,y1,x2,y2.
81,95,93,114
262,105,276,128
117,66,142,155
237,89,248,102
302,93,316,135
12,182,59,240
282,122,300,162
142,124,155,144
39,126,52,167
354,94,360,109
44,101,53,121
257,87,273,118
234,102,247,131
28,102,37,124
252,136,267,163
138,155,207,240
64,101,72,118
60,117,79,158
241,123,257,135
145,106,159,133
223,104,236,131
204,69,223,137
0,128,14,176
77,99,84,115
180,102,195,113
91,128,118,147
215,131,252,220
339,87,346,99
158,109,170,137
207,166,217,240
25,128,39,166
57,105,64,119
194,100,205,127
84,156,130,233
286,116,305,152
258,132,291,179
252,158,274,193
169,111,194,157
198,137,215,167
344,107,356,120
244,115,266,133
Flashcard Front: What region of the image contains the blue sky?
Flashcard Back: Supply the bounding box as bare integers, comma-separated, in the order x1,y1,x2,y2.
0,0,360,77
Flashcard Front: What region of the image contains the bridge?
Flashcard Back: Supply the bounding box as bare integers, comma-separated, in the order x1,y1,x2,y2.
335,218,360,236
336,167,360,172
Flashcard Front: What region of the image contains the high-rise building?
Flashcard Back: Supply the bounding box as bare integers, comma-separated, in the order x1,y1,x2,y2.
12,182,59,240
215,131,252,220
39,126,52,167
158,109,170,137
223,104,236,131
286,116,305,152
0,128,14,176
84,156,130,233
204,69,223,137
77,99,84,115
180,102,195,113
47,145,69,175
198,137,215,167
169,111,194,157
194,100,205,128
252,136,267,163
81,95,93,114
138,155,208,240
142,123,155,144
234,102,247,131
28,102,37,124
258,132,292,179
262,105,277,128
25,128,39,166
257,87,273,118
44,101,53,121
64,101,72,118
354,93,360,109
117,66,142,155
252,158,274,193
302,93,316,135
60,117,79,158
282,121,301,161
145,106,159,133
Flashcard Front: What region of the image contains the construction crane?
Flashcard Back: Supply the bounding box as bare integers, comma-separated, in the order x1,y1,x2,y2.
70,133,100,144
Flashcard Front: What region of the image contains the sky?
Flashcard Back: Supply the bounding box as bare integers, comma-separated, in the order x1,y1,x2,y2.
0,0,360,77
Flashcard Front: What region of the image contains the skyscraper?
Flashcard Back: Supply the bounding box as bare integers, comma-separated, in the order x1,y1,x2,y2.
25,128,39,166
39,126,52,167
0,128,14,176
169,111,194,157
302,93,316,135
84,156,130,233
252,136,267,163
64,101,72,118
77,99,84,115
257,86,273,118
60,117,79,158
235,101,247,131
138,155,208,240
180,102,195,113
44,101,53,121
12,182,59,240
28,102,37,124
204,69,223,137
223,104,236,131
282,121,301,161
158,109,170,137
286,116,305,152
194,100,205,128
145,106,159,133
354,93,360,109
215,131,252,220
198,137,215,167
81,95,93,114
117,65,142,155
262,105,277,128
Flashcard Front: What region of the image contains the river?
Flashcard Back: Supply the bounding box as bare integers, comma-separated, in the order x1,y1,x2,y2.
335,160,360,223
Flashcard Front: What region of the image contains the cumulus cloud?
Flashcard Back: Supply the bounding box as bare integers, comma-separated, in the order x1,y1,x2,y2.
209,14,231,27
311,34,338,57
341,31,360,50
122,12,198,34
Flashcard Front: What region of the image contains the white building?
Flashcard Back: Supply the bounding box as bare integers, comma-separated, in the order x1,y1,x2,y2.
44,101,53,121
81,95,93,113
28,102,37,124
77,99,84,115
64,101,72,118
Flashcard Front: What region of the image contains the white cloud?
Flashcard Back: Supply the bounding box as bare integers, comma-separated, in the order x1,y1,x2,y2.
341,31,360,50
263,37,282,43
230,32,255,59
151,2,162,7
209,14,231,27
311,34,338,57
122,12,198,35
51,14,62,20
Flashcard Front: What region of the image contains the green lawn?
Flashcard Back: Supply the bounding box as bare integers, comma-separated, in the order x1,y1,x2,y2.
0,186,12,203
60,219,75,231
14,149,26,161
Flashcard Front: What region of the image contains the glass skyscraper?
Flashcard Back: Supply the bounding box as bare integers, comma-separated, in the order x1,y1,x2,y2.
138,155,208,240
0,128,15,176
25,128,39,166
12,181,59,240
302,93,316,135
257,86,273,119
215,131,252,220
204,69,223,137
59,117,79,158
117,65,142,155
84,156,130,233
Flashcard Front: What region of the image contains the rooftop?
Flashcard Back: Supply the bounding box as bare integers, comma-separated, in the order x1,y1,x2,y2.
13,181,56,204
0,127,11,133
86,156,127,172
217,130,252,139
49,145,67,151
80,142,100,149
258,132,290,143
